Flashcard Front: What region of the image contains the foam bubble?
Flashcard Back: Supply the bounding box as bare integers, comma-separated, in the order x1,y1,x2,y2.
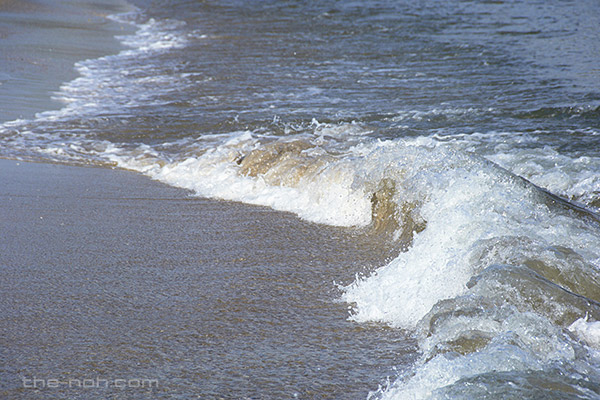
378,313,578,400
116,17,188,52
0,8,193,162
431,130,600,212
569,317,600,349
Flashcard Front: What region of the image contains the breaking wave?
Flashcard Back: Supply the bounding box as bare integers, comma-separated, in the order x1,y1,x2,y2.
103,128,600,398
1,8,600,399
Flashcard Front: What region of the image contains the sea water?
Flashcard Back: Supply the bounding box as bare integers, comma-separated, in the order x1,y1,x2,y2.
1,0,600,398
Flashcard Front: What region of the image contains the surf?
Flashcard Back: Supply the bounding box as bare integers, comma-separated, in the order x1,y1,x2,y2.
1,5,600,398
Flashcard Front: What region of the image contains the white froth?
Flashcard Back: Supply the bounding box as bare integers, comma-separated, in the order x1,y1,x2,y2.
343,139,599,328
423,130,600,212
569,316,600,349
117,17,188,52
105,131,373,227
370,295,599,399
379,338,573,400
390,107,495,122
0,8,195,163
486,146,600,210
7,9,190,131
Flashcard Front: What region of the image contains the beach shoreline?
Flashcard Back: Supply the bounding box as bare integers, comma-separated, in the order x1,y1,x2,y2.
0,0,134,122
0,2,410,396
3,0,599,397
0,158,411,399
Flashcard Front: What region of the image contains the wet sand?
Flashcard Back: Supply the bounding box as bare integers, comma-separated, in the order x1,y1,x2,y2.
0,159,414,399
0,1,414,397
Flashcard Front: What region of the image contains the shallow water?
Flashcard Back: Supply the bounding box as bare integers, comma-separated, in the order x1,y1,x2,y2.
0,160,413,399
1,0,600,398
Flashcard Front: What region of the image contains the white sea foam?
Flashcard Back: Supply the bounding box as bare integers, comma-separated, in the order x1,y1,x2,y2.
0,8,195,162
342,140,600,327
390,107,495,122
377,313,581,399
101,127,600,397
0,8,191,130
431,130,600,211
570,316,600,349
94,128,600,341
104,131,374,227
486,146,600,210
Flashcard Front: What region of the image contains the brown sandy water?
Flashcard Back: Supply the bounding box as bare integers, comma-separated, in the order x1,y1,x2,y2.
0,159,416,399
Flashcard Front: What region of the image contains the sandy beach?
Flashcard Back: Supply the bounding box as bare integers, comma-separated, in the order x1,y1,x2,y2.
0,159,210,398
2,0,600,397
0,159,408,399
0,1,410,397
